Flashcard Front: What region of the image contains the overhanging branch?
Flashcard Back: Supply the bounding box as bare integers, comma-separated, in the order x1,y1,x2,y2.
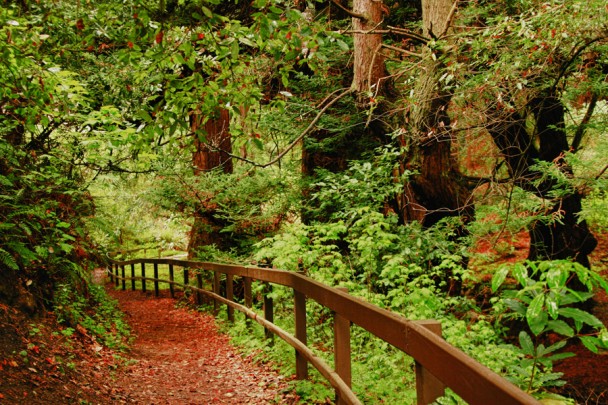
571,92,598,152
330,0,367,22
340,26,429,44
200,88,355,168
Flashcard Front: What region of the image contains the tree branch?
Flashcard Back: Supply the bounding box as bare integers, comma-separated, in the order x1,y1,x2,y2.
439,0,459,38
201,88,355,168
330,0,367,22
596,164,608,180
381,43,422,58
25,120,62,151
571,92,598,152
341,26,429,44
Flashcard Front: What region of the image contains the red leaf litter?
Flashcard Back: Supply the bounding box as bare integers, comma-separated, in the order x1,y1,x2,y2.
106,287,297,404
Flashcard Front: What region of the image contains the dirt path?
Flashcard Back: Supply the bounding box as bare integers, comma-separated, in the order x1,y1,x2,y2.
106,288,295,404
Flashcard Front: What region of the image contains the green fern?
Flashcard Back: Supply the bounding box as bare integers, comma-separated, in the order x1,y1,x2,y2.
17,221,34,236
0,248,18,270
7,207,42,220
0,222,16,231
0,174,13,187
6,241,37,263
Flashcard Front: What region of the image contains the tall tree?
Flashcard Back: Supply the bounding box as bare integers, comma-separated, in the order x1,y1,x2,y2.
398,0,473,227
458,0,607,268
301,0,389,223
187,108,234,256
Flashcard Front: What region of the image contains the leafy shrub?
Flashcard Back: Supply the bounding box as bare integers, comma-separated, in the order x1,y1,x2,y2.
0,140,97,312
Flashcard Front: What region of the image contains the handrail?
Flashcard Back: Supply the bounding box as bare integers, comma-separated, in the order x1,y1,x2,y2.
106,257,540,405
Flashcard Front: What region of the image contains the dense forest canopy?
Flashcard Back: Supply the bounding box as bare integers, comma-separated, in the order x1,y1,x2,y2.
2,0,608,401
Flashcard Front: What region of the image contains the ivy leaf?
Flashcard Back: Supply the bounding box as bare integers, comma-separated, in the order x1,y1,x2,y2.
511,263,528,286
504,298,527,316
546,320,574,337
545,294,559,319
543,339,567,355
231,40,239,61
336,39,349,51
201,6,213,19
546,265,567,289
579,336,599,354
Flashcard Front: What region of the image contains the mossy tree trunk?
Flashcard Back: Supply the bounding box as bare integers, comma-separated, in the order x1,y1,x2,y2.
398,0,474,229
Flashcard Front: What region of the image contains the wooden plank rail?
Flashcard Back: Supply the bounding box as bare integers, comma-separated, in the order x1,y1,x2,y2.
106,257,540,405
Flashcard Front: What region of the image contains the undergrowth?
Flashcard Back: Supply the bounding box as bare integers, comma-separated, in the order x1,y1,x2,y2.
54,283,130,350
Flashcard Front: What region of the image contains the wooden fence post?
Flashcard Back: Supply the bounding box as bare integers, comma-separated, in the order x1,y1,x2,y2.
226,274,234,322
153,263,159,297
183,267,189,288
121,265,126,290
196,273,203,306
415,320,445,405
213,271,221,315
244,277,252,328
294,288,308,380
334,287,351,405
168,264,175,298
263,283,274,343
114,264,119,287
130,264,135,291
141,262,146,292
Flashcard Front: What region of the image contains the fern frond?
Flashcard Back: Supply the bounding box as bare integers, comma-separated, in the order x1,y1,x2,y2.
0,175,13,187
6,241,37,263
7,207,42,220
0,222,16,231
0,248,18,270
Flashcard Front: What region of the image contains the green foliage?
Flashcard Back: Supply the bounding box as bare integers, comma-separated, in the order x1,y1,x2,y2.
0,140,97,309
492,260,608,392
54,283,130,350
3,0,608,402
88,175,189,253
256,147,468,299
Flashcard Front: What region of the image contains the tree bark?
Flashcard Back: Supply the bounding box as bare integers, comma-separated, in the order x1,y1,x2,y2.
187,108,234,257
399,0,473,229
485,94,597,267
301,0,387,223
351,0,386,101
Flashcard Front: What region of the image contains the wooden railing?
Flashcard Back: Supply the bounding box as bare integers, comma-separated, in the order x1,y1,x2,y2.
106,257,540,405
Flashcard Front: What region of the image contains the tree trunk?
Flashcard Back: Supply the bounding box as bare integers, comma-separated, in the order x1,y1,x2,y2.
187,108,234,257
393,0,472,294
301,0,387,223
399,0,473,229
485,94,597,267
351,0,386,101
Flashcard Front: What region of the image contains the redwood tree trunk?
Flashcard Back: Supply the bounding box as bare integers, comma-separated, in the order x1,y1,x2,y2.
351,0,386,100
399,0,473,228
301,0,388,223
486,95,597,267
391,0,473,294
187,108,234,257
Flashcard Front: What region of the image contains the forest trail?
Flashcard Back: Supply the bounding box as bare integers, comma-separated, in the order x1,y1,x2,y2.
105,286,296,404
